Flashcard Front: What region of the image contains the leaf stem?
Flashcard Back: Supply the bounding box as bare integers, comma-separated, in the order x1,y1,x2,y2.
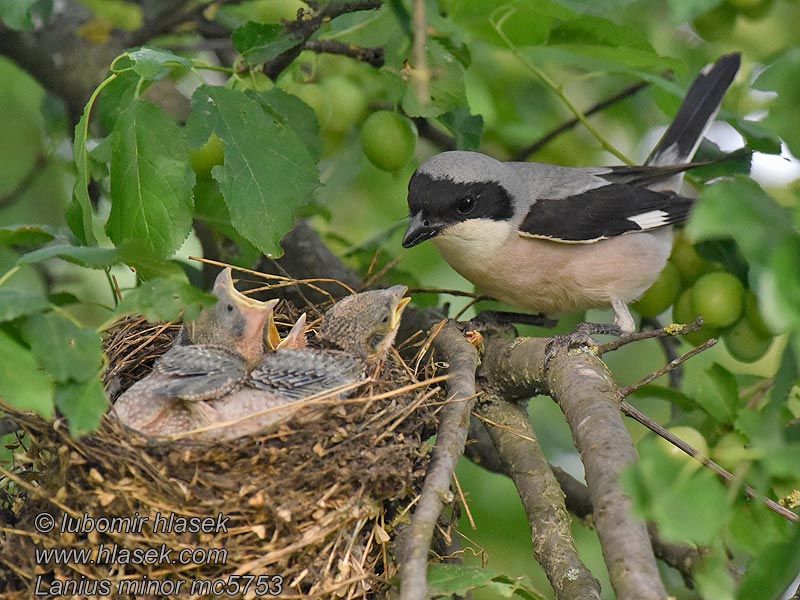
0,266,21,288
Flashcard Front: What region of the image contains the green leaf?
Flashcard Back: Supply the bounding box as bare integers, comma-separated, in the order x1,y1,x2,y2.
688,176,794,266
695,239,749,284
402,41,468,118
665,0,724,25
548,14,655,52
22,313,104,383
118,277,215,323
736,527,800,600
232,22,302,66
759,236,800,334
693,363,739,425
448,0,576,47
753,47,800,157
0,290,50,322
522,44,679,75
250,87,322,162
48,292,81,307
185,85,319,257
55,377,108,438
628,384,696,411
97,69,139,132
193,180,262,266
68,102,97,245
427,564,545,599
107,99,195,258
124,47,192,80
117,239,190,281
438,108,484,150
18,244,121,269
730,118,781,156
0,330,53,418
623,438,730,545
0,224,57,247
0,0,52,30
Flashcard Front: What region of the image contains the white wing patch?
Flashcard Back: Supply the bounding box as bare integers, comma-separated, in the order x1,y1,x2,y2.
627,209,669,230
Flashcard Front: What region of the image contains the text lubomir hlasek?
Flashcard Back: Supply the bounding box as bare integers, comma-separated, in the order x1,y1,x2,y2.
58,511,230,534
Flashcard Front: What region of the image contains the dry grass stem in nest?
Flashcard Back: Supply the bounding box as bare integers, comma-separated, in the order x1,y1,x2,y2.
0,275,451,599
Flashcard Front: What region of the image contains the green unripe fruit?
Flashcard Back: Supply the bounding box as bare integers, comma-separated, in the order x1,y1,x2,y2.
190,134,224,180
712,432,753,469
246,0,307,23
670,234,720,286
633,261,681,318
360,111,418,172
288,83,329,127
320,75,366,133
743,292,773,338
723,316,773,363
657,426,709,471
674,288,721,346
691,271,745,329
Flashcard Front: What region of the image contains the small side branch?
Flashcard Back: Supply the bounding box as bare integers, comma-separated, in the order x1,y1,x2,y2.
511,79,651,161
399,320,479,600
620,400,800,523
265,0,383,80
478,396,601,600
304,40,384,68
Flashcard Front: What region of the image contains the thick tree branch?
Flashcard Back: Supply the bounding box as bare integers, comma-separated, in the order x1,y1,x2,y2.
548,347,665,599
477,395,601,600
0,1,124,123
399,320,478,600
481,336,667,600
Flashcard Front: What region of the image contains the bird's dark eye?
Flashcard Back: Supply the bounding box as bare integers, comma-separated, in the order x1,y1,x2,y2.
456,194,476,215
380,314,389,324
225,303,234,313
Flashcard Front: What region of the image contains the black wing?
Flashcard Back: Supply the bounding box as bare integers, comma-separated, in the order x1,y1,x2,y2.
249,349,364,400
518,182,693,243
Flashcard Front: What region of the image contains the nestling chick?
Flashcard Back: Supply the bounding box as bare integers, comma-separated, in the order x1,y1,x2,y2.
112,268,277,436
403,54,741,339
210,285,411,438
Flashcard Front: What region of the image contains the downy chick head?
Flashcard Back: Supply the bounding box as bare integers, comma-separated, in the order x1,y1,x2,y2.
318,286,411,364
184,267,278,364
403,151,521,250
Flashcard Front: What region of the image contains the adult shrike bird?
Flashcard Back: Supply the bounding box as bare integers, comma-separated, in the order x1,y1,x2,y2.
403,53,741,337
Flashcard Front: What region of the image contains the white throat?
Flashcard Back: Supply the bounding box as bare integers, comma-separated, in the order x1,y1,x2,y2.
432,218,514,274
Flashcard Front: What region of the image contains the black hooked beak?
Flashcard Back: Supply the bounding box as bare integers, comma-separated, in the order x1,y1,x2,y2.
402,212,443,248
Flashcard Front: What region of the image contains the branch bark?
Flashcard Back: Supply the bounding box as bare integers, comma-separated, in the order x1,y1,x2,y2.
477,395,601,600
399,320,478,600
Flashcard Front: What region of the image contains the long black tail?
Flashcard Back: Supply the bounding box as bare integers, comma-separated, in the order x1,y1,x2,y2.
646,53,741,166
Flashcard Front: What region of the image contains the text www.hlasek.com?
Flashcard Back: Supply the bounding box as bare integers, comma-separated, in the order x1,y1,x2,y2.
35,543,228,567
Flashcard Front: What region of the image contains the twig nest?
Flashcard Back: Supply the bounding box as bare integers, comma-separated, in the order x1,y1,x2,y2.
0,296,445,598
